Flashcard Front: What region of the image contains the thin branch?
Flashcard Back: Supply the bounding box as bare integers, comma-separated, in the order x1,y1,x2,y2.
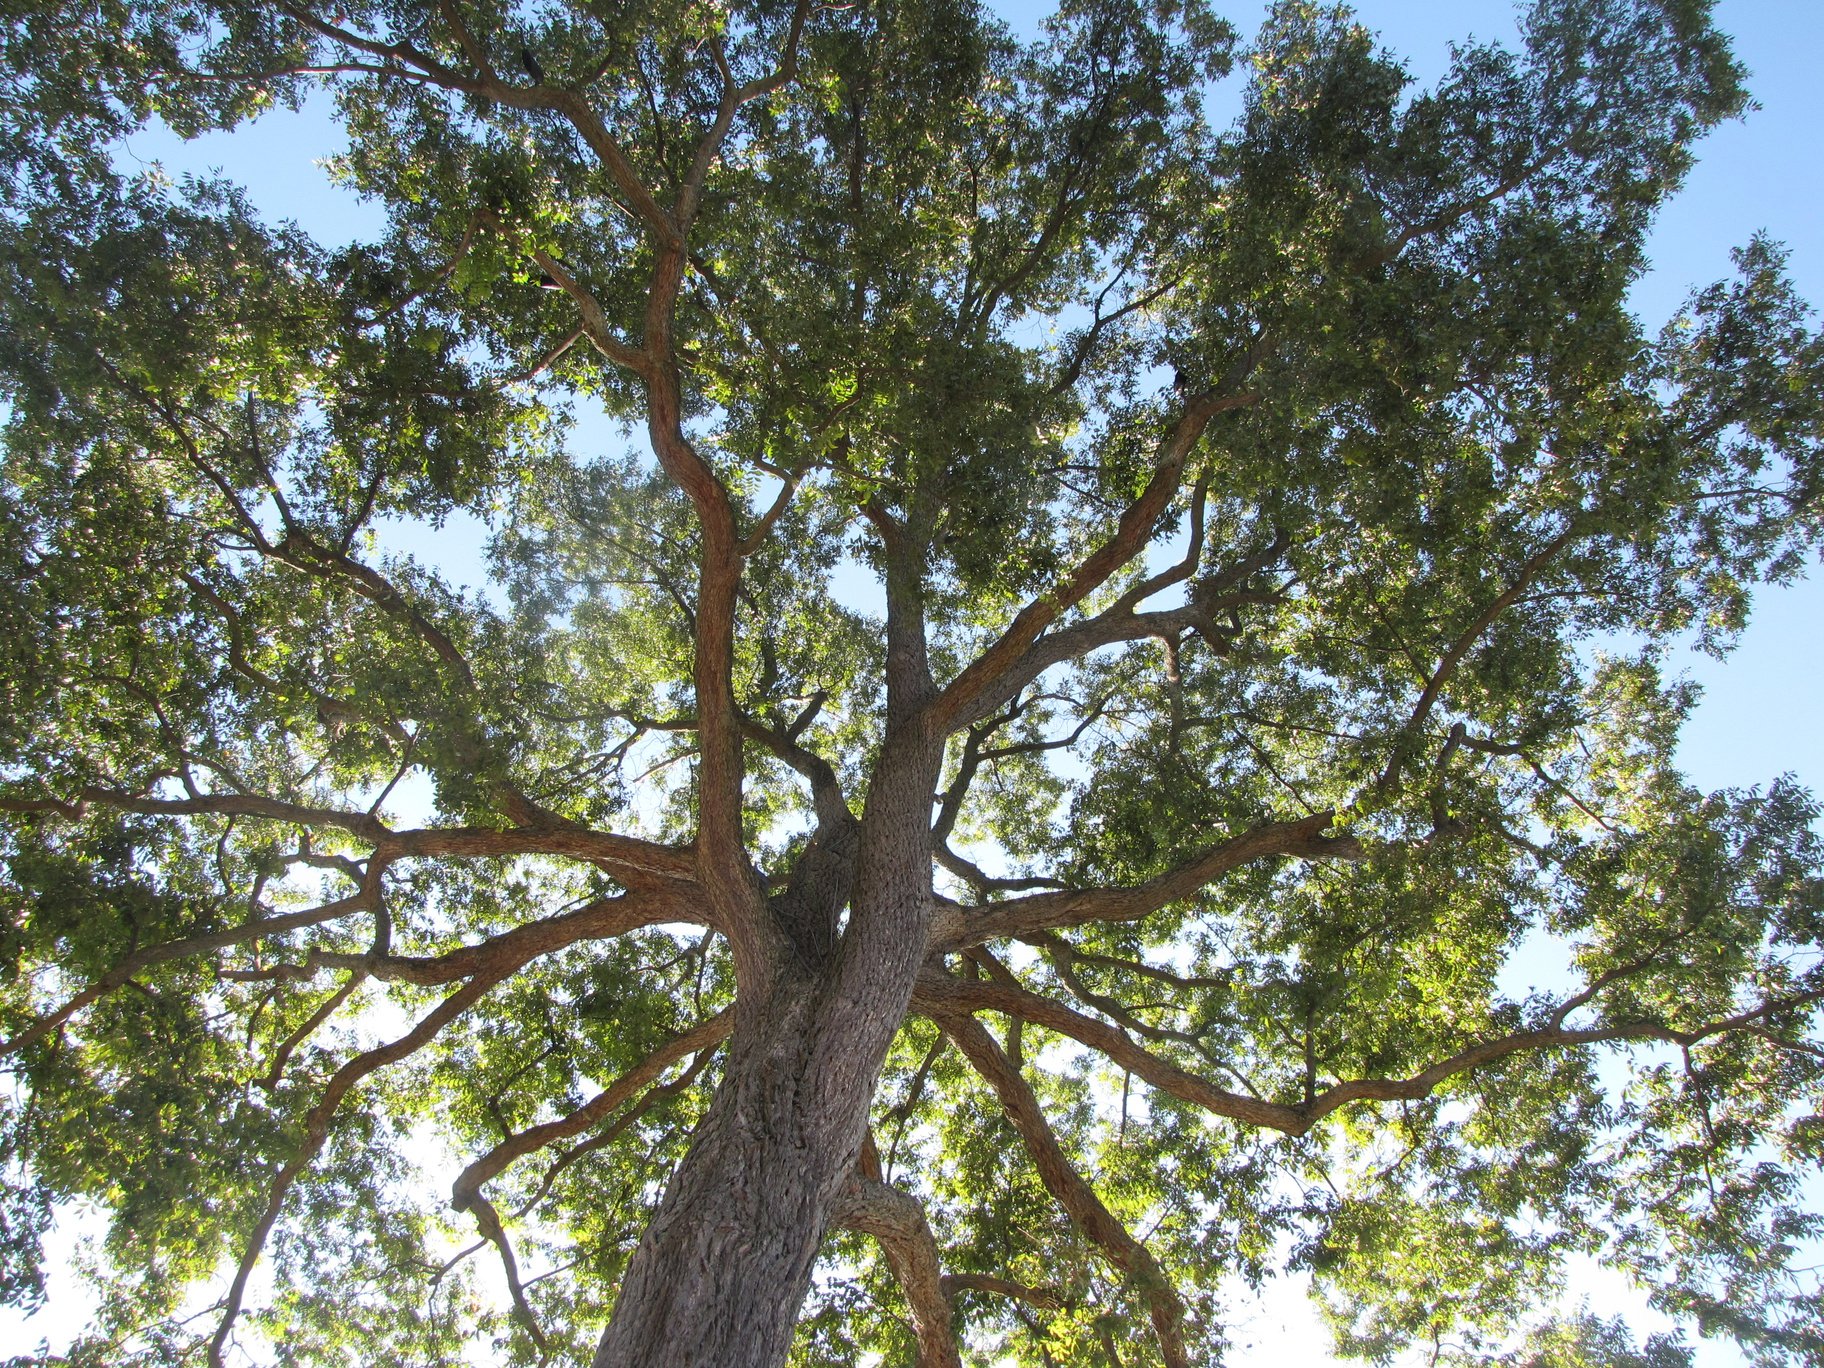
933,812,1364,952
930,385,1262,735
450,1009,732,1213
209,969,511,1368
527,248,652,376
252,971,366,1091
926,965,1824,1146
1376,523,1582,794
271,1,677,239
2,884,377,1059
222,888,700,987
1018,932,1231,993
916,972,1299,1132
1014,940,1212,1056
518,1047,717,1217
883,1030,947,1183
738,470,804,556
464,1192,551,1358
504,325,588,388
1300,984,1824,1126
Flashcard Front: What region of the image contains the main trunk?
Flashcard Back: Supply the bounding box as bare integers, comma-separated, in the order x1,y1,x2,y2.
591,968,917,1367
595,597,943,1366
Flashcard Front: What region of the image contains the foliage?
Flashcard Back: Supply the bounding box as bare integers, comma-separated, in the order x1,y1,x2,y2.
1,0,1823,1364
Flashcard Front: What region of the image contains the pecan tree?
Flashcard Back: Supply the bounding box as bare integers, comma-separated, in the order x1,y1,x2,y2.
3,0,1823,1364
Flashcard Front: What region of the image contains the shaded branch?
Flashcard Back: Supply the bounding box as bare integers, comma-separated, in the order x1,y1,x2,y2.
915,971,1300,1132
222,888,700,987
252,970,366,1092
209,968,511,1368
1376,523,1582,794
930,386,1262,735
2,884,377,1059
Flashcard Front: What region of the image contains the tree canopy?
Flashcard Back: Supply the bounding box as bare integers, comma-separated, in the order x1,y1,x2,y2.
2,0,1824,1364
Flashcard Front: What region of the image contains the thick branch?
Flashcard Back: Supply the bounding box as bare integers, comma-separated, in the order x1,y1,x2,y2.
518,1048,718,1217
832,1176,963,1368
939,1014,1190,1368
940,1273,1066,1312
1015,940,1212,1055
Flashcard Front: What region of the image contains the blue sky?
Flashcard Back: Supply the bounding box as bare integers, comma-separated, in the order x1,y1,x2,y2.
40,2,1824,1363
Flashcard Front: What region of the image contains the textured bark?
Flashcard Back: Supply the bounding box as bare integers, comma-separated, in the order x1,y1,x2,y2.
590,974,913,1367
833,1175,963,1368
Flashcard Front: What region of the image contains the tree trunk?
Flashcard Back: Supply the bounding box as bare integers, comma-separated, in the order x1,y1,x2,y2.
591,970,912,1367
596,651,943,1365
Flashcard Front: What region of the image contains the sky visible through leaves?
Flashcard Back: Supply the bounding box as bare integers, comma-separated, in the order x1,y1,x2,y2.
5,1,1821,1363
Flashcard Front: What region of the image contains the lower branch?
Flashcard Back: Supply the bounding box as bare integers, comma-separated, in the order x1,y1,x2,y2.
253,970,366,1091
832,1176,963,1368
1301,982,1824,1124
939,1013,1191,1368
2,886,375,1059
225,889,702,988
940,1272,1066,1311
916,972,1302,1132
927,969,1824,1146
465,1192,551,1359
